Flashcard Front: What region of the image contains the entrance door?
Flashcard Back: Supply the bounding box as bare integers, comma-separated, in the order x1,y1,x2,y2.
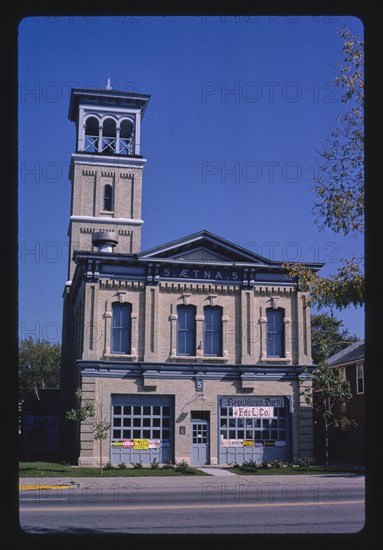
191,414,210,465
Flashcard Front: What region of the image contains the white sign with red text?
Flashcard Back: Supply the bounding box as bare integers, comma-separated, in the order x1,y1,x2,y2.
232,406,274,418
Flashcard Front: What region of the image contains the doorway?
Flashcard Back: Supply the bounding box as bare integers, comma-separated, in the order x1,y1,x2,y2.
190,411,210,465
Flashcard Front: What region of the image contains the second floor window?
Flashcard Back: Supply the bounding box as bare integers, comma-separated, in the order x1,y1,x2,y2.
266,308,284,357
356,363,364,394
111,302,132,354
177,305,196,356
104,184,113,211
204,306,222,356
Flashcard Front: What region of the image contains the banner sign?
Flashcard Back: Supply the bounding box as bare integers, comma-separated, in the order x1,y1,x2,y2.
112,439,161,450
221,439,266,448
221,439,244,448
233,406,274,418
221,396,283,408
133,439,149,449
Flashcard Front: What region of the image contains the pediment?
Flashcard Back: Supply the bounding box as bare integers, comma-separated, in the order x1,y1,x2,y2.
139,230,273,265
172,247,232,262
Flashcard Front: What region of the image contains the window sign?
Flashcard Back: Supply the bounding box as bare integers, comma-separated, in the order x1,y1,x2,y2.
221,439,244,448
233,406,274,418
133,439,149,450
221,396,283,408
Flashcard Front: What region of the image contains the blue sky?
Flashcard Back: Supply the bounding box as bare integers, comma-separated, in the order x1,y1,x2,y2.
18,15,365,343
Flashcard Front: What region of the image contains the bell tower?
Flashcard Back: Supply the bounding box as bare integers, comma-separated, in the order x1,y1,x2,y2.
67,83,150,279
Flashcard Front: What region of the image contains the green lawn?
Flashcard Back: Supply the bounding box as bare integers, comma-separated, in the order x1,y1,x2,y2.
225,465,364,475
19,461,364,478
19,461,207,477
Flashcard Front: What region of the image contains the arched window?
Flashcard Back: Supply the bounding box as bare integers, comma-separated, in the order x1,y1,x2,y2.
204,306,222,356
177,305,196,356
103,184,113,211
84,116,99,152
266,308,285,357
120,119,134,155
102,118,116,154
111,302,132,354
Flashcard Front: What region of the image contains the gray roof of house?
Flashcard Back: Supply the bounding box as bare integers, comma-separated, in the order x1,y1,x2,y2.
327,340,364,367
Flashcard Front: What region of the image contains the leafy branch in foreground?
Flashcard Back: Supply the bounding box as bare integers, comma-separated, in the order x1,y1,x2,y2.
312,28,364,237
285,256,364,310
288,29,364,312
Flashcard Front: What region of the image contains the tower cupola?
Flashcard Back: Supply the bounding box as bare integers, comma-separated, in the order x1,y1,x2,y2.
69,87,150,157
66,85,150,279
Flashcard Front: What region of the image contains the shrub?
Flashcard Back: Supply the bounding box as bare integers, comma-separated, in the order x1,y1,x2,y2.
174,460,194,474
117,462,127,469
161,459,175,470
298,457,313,469
239,459,259,472
269,459,284,469
150,458,160,469
103,461,114,470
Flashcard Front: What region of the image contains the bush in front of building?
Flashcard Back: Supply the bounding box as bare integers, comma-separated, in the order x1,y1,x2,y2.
233,459,293,472
297,456,313,468
161,459,176,470
173,460,196,474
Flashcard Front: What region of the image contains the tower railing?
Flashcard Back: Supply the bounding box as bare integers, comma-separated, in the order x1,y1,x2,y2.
84,135,98,152
82,135,135,155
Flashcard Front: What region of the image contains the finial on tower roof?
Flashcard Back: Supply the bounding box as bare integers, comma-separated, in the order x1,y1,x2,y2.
106,73,112,90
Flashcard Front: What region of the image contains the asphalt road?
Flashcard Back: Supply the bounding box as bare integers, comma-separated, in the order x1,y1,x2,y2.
19,473,365,535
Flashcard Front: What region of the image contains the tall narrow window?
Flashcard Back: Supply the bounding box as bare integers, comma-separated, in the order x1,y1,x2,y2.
111,302,132,354
266,308,284,357
102,118,116,154
177,305,196,356
84,116,99,152
204,306,222,356
120,119,134,155
356,362,364,394
103,184,113,211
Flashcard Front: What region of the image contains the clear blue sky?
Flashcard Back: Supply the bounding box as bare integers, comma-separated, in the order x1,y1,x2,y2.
18,15,365,343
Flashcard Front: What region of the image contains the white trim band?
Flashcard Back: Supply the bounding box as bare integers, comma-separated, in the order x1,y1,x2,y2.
70,216,143,226
71,153,147,169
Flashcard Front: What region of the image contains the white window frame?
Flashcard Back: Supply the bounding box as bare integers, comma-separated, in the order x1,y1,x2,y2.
356,362,364,394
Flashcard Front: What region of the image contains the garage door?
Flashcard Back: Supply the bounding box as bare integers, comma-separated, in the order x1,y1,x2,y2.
218,395,291,465
110,395,174,465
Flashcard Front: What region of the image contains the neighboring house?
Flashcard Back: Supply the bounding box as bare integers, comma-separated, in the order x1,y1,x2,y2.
319,340,365,466
59,86,324,467
20,389,60,461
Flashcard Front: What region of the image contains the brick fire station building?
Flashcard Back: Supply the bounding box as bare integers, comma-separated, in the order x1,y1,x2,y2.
59,86,323,467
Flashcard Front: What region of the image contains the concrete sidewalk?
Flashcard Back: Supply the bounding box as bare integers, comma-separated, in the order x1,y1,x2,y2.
19,471,364,491
18,468,239,490
195,467,239,476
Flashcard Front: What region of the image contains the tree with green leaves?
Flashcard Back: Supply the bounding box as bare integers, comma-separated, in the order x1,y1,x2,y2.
302,362,357,466
286,28,364,310
311,312,359,365
307,312,359,465
66,388,110,474
19,338,61,401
